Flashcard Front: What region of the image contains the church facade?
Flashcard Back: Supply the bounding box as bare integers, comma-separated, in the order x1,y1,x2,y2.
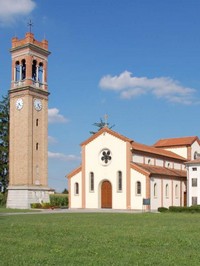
67,127,200,210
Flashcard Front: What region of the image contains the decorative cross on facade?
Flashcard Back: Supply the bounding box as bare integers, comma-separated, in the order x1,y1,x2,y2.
27,20,33,33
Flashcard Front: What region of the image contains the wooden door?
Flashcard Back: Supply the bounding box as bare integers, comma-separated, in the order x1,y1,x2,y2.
101,181,112,208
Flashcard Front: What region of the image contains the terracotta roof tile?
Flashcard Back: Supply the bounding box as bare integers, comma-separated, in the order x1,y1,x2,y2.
154,136,200,147
185,159,200,165
67,165,81,178
132,162,186,178
131,141,186,161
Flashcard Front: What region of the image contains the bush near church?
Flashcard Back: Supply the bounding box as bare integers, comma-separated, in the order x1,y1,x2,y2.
31,194,68,209
50,194,68,208
158,205,200,213
0,192,7,207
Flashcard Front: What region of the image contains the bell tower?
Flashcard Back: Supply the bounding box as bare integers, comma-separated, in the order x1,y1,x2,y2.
7,32,51,209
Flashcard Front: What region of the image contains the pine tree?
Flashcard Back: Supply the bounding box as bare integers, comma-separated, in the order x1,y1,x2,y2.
0,94,9,192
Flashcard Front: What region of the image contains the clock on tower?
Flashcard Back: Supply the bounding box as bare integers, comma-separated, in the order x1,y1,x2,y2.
6,31,51,209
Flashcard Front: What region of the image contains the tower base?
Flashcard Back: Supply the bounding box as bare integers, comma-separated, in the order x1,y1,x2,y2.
6,185,52,209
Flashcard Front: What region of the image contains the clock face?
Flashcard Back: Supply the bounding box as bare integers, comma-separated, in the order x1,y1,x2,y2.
16,98,23,110
34,99,42,111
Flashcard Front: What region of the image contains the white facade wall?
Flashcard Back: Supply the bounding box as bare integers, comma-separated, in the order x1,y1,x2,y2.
84,132,127,209
132,154,143,163
130,169,146,210
174,163,181,170
173,180,181,206
165,161,173,168
145,157,154,165
155,159,163,167
150,178,162,210
150,178,183,210
70,172,82,208
191,141,200,160
164,147,187,159
162,179,172,207
187,164,200,206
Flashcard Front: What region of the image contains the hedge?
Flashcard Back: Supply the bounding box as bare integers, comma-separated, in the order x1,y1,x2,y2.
50,194,68,207
158,205,200,213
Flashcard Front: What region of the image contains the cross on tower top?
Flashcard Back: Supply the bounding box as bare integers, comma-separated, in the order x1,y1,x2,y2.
27,19,33,33
104,114,108,127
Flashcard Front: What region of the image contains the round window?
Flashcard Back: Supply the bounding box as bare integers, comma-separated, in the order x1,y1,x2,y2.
99,149,112,166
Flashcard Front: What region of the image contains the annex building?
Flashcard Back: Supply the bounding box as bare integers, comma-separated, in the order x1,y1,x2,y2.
67,127,200,210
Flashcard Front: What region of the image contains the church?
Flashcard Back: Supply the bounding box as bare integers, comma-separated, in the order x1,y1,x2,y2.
67,126,200,210
5,31,200,210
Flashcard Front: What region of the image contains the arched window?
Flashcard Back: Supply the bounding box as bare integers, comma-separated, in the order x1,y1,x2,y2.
38,62,43,83
154,183,157,197
90,172,94,192
15,61,20,81
36,143,39,150
21,59,26,80
136,181,141,195
165,184,169,198
75,182,79,195
36,119,39,127
117,171,122,191
32,60,37,80
175,184,178,198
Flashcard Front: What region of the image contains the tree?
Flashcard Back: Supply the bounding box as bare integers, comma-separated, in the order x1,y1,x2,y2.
62,188,68,194
0,94,9,192
90,116,115,134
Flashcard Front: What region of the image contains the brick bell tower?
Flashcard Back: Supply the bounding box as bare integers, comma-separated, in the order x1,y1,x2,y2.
7,31,51,209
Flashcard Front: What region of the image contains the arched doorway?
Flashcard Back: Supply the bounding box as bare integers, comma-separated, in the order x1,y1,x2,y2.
101,180,112,208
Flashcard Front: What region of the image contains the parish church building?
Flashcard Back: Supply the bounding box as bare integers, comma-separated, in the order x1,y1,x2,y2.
67,127,200,210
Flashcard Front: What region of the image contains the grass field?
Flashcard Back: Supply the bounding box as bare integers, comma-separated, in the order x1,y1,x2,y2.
0,212,200,265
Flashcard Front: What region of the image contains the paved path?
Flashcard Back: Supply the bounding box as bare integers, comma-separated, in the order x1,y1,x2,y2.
0,208,156,216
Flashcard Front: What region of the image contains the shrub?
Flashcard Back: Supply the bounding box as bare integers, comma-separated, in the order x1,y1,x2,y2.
168,206,200,213
168,206,187,212
31,203,42,209
41,202,51,209
0,192,7,207
50,194,68,208
158,207,168,213
31,194,68,209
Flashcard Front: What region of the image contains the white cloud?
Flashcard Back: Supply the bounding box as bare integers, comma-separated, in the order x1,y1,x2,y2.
0,0,36,26
99,71,196,105
48,108,69,124
48,136,58,144
48,151,80,162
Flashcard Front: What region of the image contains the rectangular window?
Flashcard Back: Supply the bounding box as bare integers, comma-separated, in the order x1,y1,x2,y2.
192,197,197,205
75,182,79,195
117,171,122,192
136,181,141,195
192,178,197,187
192,167,197,171
90,172,94,192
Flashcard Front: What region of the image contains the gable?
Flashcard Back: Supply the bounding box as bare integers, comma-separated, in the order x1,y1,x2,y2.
80,127,132,147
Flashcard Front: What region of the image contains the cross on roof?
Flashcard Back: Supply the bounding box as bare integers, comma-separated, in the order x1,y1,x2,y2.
27,19,33,33
104,114,108,127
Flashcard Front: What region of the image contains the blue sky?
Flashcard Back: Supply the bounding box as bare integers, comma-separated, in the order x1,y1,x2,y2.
1,0,200,192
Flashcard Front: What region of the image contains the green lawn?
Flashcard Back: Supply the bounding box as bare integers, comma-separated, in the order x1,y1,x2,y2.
0,212,200,265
